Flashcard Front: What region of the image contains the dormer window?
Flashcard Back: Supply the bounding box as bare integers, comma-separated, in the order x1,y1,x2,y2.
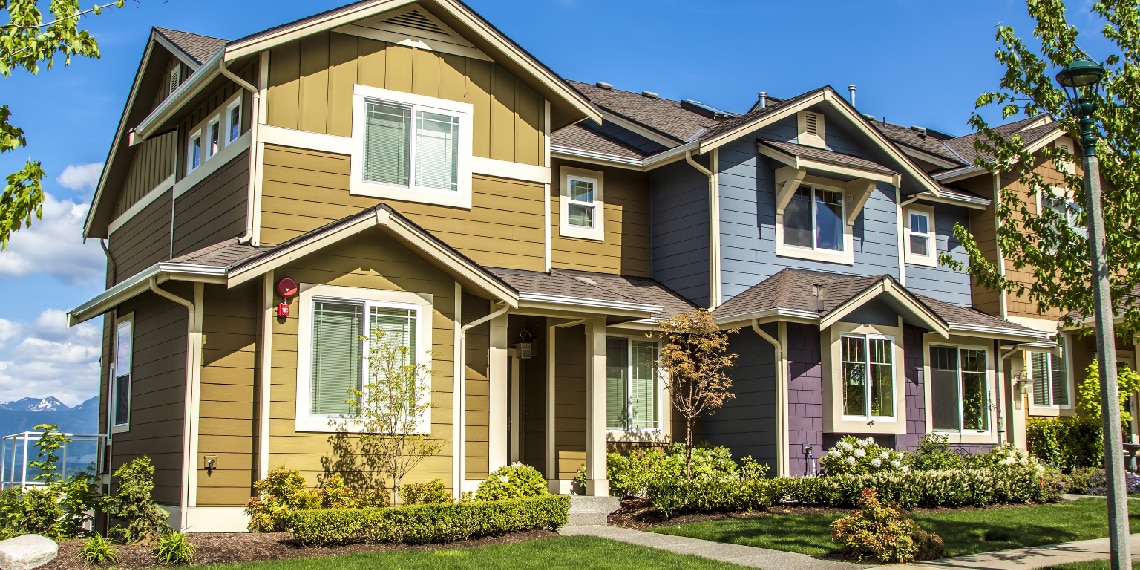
797,111,826,148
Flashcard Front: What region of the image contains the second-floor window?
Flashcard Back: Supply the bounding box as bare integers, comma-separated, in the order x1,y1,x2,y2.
206,118,221,160
112,316,133,432
905,205,936,265
187,130,202,174
227,99,242,144
185,93,243,177
784,184,844,252
559,166,605,240
1041,187,1086,239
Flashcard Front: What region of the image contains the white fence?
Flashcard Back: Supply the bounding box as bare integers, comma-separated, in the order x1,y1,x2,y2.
0,431,106,489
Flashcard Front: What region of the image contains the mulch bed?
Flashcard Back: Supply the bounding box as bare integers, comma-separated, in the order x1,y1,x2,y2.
45,529,558,570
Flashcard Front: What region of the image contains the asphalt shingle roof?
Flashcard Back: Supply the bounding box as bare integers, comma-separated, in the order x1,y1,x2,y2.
154,27,228,65
169,239,266,267
488,267,695,318
551,123,650,160
567,80,724,143
943,116,1054,165
759,139,896,176
869,120,962,165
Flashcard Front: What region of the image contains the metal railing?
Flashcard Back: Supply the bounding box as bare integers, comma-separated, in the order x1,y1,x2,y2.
0,431,107,489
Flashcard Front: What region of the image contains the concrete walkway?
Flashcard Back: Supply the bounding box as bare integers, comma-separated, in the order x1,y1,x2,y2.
871,533,1140,570
559,525,862,570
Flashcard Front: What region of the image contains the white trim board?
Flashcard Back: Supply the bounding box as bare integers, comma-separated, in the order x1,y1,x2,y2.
108,175,175,235
174,132,252,198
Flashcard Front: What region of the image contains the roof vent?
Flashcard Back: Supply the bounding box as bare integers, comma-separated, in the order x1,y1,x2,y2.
812,284,825,312
758,91,768,109
382,9,446,34
862,113,876,121
910,125,928,138
595,81,613,90
641,90,659,99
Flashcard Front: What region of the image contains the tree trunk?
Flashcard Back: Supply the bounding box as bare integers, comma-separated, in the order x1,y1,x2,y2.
685,417,694,479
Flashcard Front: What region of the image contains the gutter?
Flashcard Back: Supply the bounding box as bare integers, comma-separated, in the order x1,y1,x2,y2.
68,263,227,326
686,150,721,309
752,320,789,477
136,49,225,140
518,293,660,314
218,57,262,245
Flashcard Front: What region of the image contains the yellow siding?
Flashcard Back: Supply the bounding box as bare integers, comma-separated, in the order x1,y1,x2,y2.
265,29,544,166
462,292,490,479
259,145,546,271
553,325,586,480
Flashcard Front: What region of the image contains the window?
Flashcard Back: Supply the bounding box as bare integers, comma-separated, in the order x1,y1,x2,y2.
904,206,936,265
558,166,606,240
930,346,989,432
1041,188,1086,239
567,176,597,229
226,100,242,143
187,130,202,174
350,85,473,209
206,118,221,160
606,337,659,431
841,335,894,419
1031,351,1070,408
112,318,133,431
784,184,844,252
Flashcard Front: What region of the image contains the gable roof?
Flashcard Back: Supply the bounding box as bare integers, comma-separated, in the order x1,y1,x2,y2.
566,80,727,144
153,27,227,67
550,122,651,164
489,267,695,318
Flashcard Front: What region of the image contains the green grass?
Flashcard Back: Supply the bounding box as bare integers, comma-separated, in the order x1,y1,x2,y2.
652,498,1140,558
196,536,747,570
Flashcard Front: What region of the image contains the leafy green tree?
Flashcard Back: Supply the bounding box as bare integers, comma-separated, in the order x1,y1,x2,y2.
1078,359,1140,423
946,0,1140,337
1,0,123,248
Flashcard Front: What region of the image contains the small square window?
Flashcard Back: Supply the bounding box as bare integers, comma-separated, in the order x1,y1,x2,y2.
187,130,202,174
227,101,241,143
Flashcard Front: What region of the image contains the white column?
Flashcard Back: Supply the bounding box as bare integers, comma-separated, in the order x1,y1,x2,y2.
585,318,608,496
488,313,509,472
545,320,557,491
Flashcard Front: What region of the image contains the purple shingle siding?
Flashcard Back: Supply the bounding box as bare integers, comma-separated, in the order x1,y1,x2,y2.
897,324,927,450
786,323,824,476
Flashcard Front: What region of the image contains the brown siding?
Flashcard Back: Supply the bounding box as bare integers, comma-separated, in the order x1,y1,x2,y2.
108,188,172,284
267,229,459,490
196,283,259,506
172,151,250,258
175,62,257,182
266,29,544,166
113,133,176,219
961,174,1002,316
1000,154,1068,321
110,288,189,506
553,325,586,480
550,159,651,277
259,145,546,271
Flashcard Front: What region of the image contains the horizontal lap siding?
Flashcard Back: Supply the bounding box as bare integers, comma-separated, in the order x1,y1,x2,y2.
172,152,250,258
267,29,543,166
704,328,777,468
553,326,585,480
550,159,651,277
651,160,710,307
463,292,491,480
197,283,259,506
113,133,176,218
109,188,172,285
905,204,972,306
267,231,457,490
258,145,546,271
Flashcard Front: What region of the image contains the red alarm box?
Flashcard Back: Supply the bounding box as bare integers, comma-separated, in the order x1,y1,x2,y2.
277,303,290,318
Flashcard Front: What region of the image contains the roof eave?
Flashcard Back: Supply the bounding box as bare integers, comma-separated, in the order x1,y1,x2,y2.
67,263,227,326
517,293,661,317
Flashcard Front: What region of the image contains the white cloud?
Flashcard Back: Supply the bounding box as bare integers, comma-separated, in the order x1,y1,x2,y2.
0,319,20,349
56,163,103,192
0,192,104,285
0,308,101,406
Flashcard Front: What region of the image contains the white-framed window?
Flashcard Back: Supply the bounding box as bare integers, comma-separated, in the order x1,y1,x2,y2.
1031,350,1070,408
606,336,660,432
350,85,474,209
295,285,433,433
111,315,133,433
905,205,936,266
206,118,221,160
559,166,605,240
187,130,202,174
929,345,990,433
1040,186,1086,239
226,99,242,144
783,184,845,252
841,334,895,420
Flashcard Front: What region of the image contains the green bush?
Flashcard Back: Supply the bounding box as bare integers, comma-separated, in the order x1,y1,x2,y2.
474,463,548,501
80,534,118,565
401,478,452,505
102,457,171,544
245,468,392,532
607,444,739,497
830,488,945,563
646,476,778,518
906,434,966,471
821,436,906,476
1062,467,1101,494
1027,417,1103,469
0,425,99,541
154,531,194,565
291,495,570,546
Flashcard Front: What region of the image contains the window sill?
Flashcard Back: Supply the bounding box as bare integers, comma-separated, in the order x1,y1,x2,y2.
828,415,906,435
606,429,668,444
350,180,472,210
905,253,938,267
1028,405,1075,418
559,225,605,241
776,243,854,265
294,416,431,435
110,424,130,435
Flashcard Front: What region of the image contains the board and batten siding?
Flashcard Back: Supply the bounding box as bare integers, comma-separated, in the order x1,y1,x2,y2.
196,283,259,506
113,133,176,219
650,159,711,307
702,327,778,469
266,30,544,167
904,203,972,306
266,229,463,489
258,144,546,271
550,159,651,277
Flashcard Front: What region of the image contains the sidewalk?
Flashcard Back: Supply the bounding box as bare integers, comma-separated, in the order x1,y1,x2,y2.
870,533,1140,570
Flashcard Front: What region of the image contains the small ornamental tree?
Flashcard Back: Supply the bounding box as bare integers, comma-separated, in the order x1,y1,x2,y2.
1078,359,1140,424
653,309,738,477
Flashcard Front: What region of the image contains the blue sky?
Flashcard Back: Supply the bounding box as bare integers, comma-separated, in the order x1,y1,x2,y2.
0,0,1114,405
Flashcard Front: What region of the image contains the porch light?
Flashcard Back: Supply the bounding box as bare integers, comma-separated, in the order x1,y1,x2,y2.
517,330,535,360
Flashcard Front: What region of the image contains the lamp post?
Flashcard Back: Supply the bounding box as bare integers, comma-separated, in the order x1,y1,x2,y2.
1056,57,1131,570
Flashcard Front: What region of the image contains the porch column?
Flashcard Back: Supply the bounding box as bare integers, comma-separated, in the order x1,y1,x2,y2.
488,313,509,472
585,318,608,496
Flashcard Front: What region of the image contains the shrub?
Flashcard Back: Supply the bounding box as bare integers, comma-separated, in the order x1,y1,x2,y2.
822,436,906,476
1081,469,1140,496
1027,417,1103,469
474,463,548,501
291,495,570,546
102,457,171,544
80,534,118,565
401,478,452,505
646,476,777,518
245,468,322,532
830,488,945,563
1062,467,1101,494
154,531,194,565
906,434,966,471
607,444,739,497
0,425,99,541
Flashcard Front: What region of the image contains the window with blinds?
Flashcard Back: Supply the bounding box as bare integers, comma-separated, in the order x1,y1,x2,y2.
363,98,460,193
606,337,660,431
1031,351,1069,407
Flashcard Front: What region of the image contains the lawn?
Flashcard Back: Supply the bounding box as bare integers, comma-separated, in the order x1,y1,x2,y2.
652,498,1140,558
195,536,747,570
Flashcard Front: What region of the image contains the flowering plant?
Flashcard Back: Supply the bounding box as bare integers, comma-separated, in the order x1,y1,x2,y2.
821,436,907,476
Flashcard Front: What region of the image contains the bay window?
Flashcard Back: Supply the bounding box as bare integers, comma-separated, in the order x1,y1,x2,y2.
930,346,989,432
841,334,894,419
1031,351,1069,408
784,184,845,252
606,337,659,431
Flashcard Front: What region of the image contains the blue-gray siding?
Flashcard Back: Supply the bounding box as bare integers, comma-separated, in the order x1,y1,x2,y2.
703,326,778,468
652,159,710,307
904,204,972,305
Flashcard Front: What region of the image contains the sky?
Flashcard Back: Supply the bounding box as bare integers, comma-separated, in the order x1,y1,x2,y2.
0,0,1116,406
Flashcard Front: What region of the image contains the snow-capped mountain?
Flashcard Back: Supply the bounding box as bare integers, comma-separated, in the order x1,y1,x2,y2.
0,396,68,412
0,396,99,437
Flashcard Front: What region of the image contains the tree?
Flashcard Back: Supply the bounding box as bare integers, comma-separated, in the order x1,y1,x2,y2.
947,0,1140,338
1078,359,1140,424
336,328,442,505
653,309,738,477
1,0,123,248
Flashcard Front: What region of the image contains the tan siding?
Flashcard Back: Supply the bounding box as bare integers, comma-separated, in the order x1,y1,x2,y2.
259,145,545,271
108,188,172,284
113,133,176,219
550,159,652,277
265,28,544,166
267,230,458,491
462,293,490,479
172,152,250,258
961,175,1002,316
1001,155,1069,321
553,325,586,480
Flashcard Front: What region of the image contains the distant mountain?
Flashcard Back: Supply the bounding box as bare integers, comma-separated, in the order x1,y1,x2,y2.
0,396,68,412
0,396,99,439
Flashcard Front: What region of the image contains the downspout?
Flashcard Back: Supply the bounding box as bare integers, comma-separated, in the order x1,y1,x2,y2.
99,239,116,488
686,150,721,309
457,302,510,494
100,239,117,285
219,57,261,246
752,320,788,476
148,277,201,532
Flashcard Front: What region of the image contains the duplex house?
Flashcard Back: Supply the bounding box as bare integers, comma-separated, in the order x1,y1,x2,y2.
68,0,1051,532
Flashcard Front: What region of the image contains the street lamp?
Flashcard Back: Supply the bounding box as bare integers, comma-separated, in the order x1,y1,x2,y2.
1056,57,1131,570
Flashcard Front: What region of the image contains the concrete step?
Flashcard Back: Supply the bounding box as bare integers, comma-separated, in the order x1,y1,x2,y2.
566,495,620,527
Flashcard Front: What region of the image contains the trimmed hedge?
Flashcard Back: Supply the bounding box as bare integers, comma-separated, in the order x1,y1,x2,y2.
291,495,570,546
1027,417,1103,469
647,465,1062,518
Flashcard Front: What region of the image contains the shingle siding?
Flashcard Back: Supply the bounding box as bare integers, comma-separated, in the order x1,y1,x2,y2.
897,324,927,450
905,204,972,305
703,328,778,469
651,159,710,307
786,322,823,476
